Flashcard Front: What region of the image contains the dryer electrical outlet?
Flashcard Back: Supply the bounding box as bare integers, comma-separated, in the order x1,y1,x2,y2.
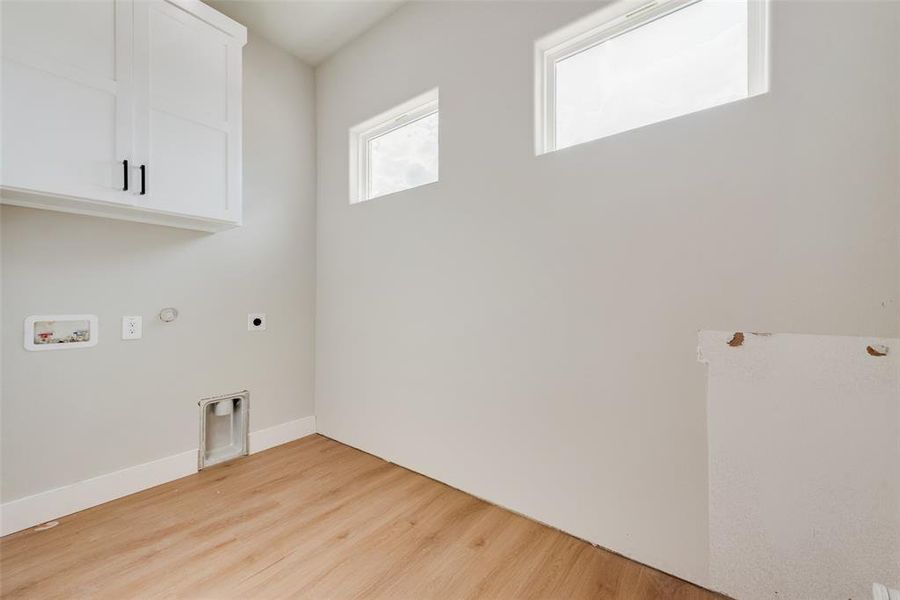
248,313,266,331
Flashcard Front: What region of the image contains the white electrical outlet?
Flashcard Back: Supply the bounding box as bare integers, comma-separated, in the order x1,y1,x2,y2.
248,313,266,331
122,316,142,340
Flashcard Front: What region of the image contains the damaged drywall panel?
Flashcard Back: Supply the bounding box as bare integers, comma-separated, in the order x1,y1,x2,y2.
699,331,900,600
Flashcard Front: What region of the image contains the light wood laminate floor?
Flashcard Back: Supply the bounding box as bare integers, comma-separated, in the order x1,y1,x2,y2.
0,434,723,599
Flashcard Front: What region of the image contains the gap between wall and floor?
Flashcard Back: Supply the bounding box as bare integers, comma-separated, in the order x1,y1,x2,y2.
0,416,317,537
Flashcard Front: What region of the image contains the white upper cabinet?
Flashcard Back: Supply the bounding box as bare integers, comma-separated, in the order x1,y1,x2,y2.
133,0,243,223
0,0,247,232
1,0,133,206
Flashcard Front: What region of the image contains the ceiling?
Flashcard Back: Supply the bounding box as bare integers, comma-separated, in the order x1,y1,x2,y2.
208,0,406,66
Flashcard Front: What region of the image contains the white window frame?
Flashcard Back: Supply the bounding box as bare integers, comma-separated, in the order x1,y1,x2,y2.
534,0,769,155
349,88,439,204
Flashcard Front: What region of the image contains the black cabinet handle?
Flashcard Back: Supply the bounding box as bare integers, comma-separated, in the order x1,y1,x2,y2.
139,164,146,195
122,159,129,191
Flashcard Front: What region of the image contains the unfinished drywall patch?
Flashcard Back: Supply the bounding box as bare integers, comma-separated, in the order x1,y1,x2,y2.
699,331,900,600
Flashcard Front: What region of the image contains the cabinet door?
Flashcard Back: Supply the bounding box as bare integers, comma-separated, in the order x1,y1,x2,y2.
132,0,242,223
0,0,133,204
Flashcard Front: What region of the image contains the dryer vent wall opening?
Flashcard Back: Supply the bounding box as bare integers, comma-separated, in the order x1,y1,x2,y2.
199,391,249,469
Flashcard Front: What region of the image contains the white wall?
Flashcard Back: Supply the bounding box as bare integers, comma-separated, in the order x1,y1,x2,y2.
0,33,317,503
700,331,900,600
315,0,900,586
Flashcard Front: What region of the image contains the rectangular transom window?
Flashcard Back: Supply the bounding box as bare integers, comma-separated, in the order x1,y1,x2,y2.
349,88,439,203
535,0,768,154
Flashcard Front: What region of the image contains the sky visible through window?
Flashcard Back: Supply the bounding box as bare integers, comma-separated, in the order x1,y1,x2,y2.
368,111,439,199
555,0,748,149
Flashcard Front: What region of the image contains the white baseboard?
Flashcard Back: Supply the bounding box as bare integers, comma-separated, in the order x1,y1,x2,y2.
249,415,317,454
0,450,197,537
0,415,316,536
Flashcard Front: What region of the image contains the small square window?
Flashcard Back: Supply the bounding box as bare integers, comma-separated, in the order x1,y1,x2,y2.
350,89,439,203
535,0,769,154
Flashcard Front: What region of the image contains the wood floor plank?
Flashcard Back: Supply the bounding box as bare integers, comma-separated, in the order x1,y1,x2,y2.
0,435,724,599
